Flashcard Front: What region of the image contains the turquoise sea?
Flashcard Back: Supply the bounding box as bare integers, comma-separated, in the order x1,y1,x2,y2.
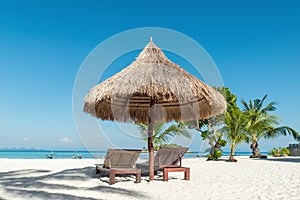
0,150,262,159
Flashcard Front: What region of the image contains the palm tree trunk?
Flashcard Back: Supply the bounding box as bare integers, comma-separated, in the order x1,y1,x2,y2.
207,145,215,161
228,142,237,162
249,138,267,159
250,138,260,158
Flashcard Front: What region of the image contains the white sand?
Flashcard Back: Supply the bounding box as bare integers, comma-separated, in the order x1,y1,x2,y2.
0,156,299,200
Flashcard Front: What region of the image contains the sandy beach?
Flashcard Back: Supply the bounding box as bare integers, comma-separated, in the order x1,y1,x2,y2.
0,157,299,200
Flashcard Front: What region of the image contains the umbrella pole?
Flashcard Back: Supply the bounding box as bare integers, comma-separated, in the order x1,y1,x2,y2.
147,118,155,181
147,99,155,181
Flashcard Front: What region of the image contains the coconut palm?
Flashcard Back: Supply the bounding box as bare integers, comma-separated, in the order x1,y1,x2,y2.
137,122,191,150
221,107,247,162
242,95,299,158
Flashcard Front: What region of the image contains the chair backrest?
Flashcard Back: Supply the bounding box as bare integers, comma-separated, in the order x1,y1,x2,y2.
103,149,141,169
154,147,188,168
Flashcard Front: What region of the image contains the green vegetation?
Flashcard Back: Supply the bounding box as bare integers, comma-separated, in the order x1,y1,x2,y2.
221,107,247,162
218,87,247,162
202,131,227,160
136,87,299,162
184,118,227,160
137,122,190,150
217,87,299,161
184,87,234,161
242,95,299,158
268,147,290,157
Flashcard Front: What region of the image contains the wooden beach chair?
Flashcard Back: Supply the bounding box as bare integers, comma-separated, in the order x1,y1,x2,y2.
95,149,142,184
136,147,190,181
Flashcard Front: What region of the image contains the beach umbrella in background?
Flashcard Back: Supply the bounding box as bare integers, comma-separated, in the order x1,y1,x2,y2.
83,37,227,181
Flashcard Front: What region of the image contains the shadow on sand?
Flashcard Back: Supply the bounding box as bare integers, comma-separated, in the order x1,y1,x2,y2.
266,157,300,163
0,167,149,200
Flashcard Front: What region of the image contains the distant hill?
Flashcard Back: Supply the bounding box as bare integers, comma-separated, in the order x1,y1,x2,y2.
0,147,38,151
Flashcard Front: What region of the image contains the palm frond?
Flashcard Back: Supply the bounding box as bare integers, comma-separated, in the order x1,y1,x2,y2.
254,98,261,110
158,124,191,142
221,108,246,145
265,126,300,140
154,121,165,133
137,123,149,141
249,100,253,110
241,99,250,111
261,101,277,113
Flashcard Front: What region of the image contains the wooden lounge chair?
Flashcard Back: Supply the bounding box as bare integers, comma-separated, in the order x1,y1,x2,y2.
136,147,190,181
95,149,142,184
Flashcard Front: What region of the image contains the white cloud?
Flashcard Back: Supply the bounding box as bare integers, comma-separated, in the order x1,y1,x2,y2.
24,137,28,141
59,137,73,144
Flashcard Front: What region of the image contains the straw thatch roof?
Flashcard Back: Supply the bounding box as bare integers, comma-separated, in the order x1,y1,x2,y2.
84,38,226,124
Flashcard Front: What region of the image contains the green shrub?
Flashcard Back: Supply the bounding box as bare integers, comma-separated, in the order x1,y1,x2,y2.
214,149,222,158
207,154,213,160
268,147,290,157
281,147,290,156
207,149,223,160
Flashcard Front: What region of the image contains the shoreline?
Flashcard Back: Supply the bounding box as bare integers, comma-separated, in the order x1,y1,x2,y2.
0,154,294,160
0,150,268,159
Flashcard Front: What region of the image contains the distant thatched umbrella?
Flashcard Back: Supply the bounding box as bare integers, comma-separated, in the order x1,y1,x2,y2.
84,37,227,181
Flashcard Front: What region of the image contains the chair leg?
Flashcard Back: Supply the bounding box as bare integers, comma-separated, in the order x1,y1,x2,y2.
135,170,141,183
110,171,116,185
184,168,190,180
163,168,168,181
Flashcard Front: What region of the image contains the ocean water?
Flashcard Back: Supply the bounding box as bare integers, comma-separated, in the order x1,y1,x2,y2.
0,150,261,159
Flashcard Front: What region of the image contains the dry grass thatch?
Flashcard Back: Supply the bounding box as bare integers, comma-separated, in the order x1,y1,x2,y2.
84,38,227,123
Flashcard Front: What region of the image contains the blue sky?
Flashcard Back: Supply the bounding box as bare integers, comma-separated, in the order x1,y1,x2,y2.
0,0,299,151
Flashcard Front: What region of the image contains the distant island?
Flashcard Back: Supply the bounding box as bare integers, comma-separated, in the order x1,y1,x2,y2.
0,147,38,151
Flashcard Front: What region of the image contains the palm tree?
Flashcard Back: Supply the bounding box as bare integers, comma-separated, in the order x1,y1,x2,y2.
137,122,191,150
242,95,299,158
221,107,247,162
201,129,227,160
183,87,235,160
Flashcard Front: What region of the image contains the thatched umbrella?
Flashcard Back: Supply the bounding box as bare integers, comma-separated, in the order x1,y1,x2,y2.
84,37,227,181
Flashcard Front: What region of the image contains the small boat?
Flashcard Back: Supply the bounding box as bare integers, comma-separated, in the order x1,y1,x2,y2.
72,154,82,159
45,152,55,159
